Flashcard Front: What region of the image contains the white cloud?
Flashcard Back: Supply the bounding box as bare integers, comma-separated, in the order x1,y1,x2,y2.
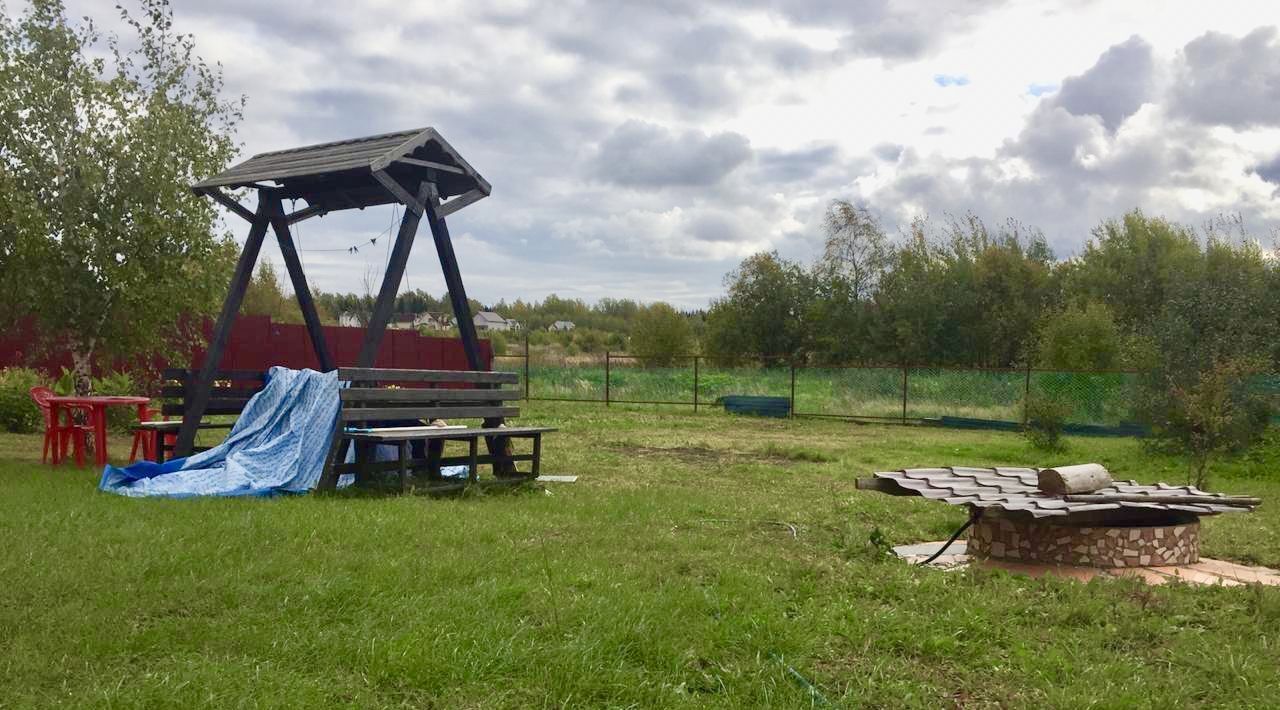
55,0,1280,307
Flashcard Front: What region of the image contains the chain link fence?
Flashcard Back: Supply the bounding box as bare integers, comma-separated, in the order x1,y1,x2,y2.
495,346,1155,433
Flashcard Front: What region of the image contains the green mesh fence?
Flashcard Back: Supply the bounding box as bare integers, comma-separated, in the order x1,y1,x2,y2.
695,358,791,405
1028,371,1139,426
508,355,1164,432
794,366,902,418
606,355,696,404
522,353,606,402
906,368,1025,421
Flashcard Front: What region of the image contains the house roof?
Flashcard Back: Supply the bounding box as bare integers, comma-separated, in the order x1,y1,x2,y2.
858,466,1257,522
192,127,490,214
474,311,506,324
552,320,575,326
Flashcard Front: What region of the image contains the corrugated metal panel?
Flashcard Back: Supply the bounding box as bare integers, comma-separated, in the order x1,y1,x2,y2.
863,466,1256,520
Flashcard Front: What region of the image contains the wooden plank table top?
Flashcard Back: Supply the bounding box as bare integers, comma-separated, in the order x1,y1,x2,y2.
342,425,556,442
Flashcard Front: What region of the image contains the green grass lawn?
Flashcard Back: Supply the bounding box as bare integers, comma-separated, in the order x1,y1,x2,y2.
3,403,1279,708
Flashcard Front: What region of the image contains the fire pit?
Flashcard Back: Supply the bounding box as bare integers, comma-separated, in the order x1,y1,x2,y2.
857,465,1266,580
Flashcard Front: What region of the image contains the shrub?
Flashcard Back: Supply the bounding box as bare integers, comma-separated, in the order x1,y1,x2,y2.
1035,301,1123,370
1024,393,1073,451
1142,357,1271,488
0,367,45,433
487,331,508,357
631,303,693,367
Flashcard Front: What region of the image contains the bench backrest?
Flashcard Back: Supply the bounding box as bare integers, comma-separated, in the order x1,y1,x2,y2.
336,367,520,425
160,368,268,417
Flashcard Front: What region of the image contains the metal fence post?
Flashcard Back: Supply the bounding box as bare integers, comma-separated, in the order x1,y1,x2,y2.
605,351,611,406
901,364,908,423
693,355,699,413
1023,363,1032,424
790,360,796,418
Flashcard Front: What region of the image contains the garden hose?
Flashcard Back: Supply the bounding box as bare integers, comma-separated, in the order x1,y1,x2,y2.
917,506,983,566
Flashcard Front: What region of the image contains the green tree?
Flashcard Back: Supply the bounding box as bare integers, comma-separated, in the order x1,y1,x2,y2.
817,200,889,300
1061,210,1202,333
242,262,297,323
1035,301,1122,370
1146,356,1271,488
1134,220,1277,482
629,303,693,367
705,252,814,364
0,0,241,393
809,200,889,363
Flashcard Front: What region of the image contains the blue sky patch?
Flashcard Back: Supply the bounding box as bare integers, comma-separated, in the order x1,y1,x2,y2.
1028,82,1059,96
933,74,971,87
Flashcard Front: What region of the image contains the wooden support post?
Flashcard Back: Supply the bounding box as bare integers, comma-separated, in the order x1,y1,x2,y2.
523,330,530,400
266,194,334,371
422,184,482,370
420,185,515,475
532,433,542,477
468,437,479,484
426,439,444,480
174,197,271,457
398,440,409,493
316,419,346,491
358,180,431,367
605,352,611,406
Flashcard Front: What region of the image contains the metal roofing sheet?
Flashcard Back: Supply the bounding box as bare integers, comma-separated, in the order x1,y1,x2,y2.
861,466,1257,519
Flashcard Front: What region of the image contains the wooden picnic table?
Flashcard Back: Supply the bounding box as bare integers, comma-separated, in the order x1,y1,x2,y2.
47,396,150,467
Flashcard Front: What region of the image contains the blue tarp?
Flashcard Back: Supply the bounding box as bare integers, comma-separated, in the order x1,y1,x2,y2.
99,367,341,498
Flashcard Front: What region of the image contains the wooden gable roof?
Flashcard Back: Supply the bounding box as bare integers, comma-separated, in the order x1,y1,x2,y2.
192,127,490,215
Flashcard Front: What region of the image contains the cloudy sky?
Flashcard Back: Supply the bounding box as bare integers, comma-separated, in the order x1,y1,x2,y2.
75,0,1280,307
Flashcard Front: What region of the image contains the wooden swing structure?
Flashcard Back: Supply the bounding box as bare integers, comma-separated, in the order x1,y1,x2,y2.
175,127,495,458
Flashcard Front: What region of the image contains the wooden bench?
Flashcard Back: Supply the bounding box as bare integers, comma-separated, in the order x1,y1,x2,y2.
317,367,554,493
133,368,267,462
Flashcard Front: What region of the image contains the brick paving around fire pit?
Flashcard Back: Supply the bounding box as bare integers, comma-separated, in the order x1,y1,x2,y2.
893,541,1280,586
966,513,1200,567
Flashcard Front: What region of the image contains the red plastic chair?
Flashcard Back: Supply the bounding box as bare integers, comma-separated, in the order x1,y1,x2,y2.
129,404,174,462
30,386,92,466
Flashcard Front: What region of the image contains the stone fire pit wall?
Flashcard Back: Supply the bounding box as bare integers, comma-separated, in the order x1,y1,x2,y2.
967,512,1200,568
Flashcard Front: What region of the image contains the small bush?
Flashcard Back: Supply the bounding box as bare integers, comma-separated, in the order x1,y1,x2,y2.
1024,393,1073,451
0,367,45,433
487,331,508,357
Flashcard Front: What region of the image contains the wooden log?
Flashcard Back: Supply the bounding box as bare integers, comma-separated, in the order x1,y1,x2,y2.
1063,494,1261,507
1038,464,1113,495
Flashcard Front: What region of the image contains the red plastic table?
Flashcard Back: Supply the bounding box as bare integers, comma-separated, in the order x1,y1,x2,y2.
47,396,150,467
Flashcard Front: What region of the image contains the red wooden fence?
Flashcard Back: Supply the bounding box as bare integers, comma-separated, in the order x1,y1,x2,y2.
0,315,490,387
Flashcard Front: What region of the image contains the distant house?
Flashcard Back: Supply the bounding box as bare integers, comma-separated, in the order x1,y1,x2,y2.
421,312,454,330
549,320,576,332
337,311,362,328
473,310,513,332
387,313,419,330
